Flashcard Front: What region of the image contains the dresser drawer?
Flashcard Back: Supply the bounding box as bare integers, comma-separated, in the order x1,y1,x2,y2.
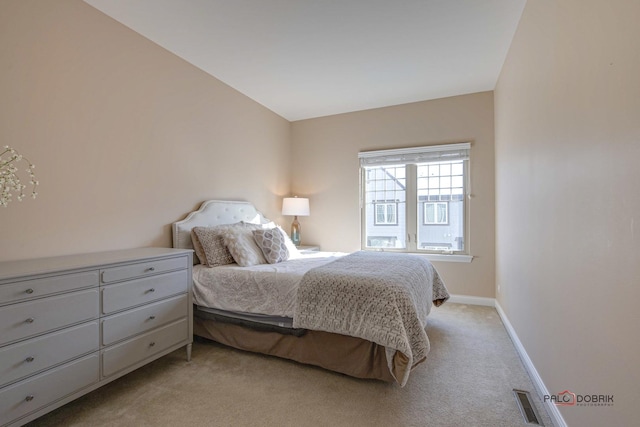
0,321,99,388
102,318,188,377
0,289,99,347
102,294,188,346
101,269,188,315
0,353,99,426
0,271,98,306
101,256,188,284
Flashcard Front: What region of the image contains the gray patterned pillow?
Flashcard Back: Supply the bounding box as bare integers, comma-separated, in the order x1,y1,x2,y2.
253,228,290,264
192,224,239,267
221,224,268,267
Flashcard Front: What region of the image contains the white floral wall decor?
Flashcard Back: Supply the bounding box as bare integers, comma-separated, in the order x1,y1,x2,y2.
0,146,39,207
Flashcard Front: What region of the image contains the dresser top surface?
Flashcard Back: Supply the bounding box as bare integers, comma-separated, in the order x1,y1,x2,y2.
0,248,192,282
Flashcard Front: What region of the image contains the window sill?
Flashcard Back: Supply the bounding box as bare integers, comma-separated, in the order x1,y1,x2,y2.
363,249,473,263
411,253,473,263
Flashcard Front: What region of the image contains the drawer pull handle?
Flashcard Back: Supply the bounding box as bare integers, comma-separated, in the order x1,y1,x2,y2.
149,315,156,320
26,317,35,323
149,342,156,347
25,288,34,294
25,356,35,363
25,395,35,402
145,267,156,272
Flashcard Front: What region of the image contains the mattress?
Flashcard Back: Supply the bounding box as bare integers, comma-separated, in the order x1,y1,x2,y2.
191,251,345,318
195,305,294,329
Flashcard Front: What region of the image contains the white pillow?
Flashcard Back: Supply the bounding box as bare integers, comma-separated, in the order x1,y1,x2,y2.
241,220,275,229
221,223,268,267
276,225,300,257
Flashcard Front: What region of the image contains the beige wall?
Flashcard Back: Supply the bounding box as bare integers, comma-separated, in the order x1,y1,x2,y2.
291,92,495,298
7,0,637,424
0,0,291,262
495,0,640,425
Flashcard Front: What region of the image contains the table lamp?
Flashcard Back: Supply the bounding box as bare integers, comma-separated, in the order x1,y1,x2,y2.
282,197,310,246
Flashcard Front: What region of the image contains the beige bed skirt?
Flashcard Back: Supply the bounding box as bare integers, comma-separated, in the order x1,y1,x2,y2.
194,316,403,383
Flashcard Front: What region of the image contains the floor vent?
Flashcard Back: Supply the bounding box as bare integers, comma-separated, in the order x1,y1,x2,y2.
513,389,543,425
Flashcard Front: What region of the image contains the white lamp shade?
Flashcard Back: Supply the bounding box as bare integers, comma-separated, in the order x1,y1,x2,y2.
282,197,310,216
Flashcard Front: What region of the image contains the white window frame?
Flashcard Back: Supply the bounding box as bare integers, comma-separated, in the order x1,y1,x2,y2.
359,142,471,258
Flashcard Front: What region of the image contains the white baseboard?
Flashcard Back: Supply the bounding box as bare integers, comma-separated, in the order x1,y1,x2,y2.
495,301,567,427
448,294,495,307
447,295,567,426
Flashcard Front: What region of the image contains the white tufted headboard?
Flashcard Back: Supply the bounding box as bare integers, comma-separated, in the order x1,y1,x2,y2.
172,200,270,253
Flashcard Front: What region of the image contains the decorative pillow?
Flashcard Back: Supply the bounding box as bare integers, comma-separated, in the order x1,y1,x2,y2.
242,221,299,257
190,229,207,265
253,228,290,264
192,224,239,267
221,224,268,267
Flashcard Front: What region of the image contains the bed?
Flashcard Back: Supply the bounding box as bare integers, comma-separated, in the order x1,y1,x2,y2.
172,200,449,386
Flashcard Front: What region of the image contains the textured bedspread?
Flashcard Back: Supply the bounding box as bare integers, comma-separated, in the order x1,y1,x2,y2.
191,252,344,316
293,251,449,386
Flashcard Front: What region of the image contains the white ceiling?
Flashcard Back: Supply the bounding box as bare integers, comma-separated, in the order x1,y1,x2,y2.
84,0,526,121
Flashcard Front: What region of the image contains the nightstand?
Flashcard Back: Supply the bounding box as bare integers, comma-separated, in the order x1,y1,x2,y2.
296,245,320,254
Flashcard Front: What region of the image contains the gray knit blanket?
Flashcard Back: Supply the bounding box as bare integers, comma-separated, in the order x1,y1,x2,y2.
293,251,449,386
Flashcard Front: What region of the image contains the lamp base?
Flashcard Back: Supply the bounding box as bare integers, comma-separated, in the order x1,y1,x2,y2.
291,216,301,246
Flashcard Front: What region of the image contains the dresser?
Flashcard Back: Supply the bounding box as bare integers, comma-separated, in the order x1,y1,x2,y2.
0,248,193,427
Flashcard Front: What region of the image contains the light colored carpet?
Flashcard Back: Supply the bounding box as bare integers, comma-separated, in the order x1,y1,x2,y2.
26,304,553,427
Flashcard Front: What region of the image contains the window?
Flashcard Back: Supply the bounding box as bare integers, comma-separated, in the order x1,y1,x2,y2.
359,143,470,254
424,202,448,225
362,165,406,248
375,202,398,225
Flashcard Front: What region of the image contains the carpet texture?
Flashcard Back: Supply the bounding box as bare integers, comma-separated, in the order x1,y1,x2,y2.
25,304,553,427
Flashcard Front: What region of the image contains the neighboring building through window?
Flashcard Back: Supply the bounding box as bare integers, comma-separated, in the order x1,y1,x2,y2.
359,143,470,254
